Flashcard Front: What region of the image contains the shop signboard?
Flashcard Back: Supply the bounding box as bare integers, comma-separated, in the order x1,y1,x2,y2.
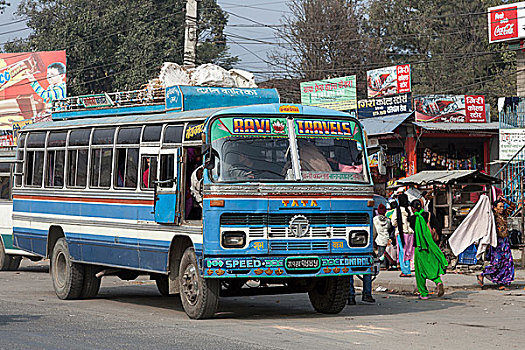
366,64,410,98
500,128,525,160
414,95,486,123
488,2,525,43
0,50,67,146
357,93,411,119
300,75,357,111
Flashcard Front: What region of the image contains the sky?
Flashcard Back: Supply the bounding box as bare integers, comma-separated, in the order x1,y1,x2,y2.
0,0,290,82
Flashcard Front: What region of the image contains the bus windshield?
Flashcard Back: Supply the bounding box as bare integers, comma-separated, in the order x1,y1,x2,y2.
209,116,368,183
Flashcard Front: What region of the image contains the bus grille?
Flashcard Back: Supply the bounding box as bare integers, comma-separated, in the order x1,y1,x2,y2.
220,213,369,226
269,241,329,252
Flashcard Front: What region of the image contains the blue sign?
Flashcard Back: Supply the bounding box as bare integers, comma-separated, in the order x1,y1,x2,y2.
357,93,412,119
165,85,280,111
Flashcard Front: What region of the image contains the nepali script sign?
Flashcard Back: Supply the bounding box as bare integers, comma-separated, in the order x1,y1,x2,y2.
366,64,411,98
300,76,357,111
357,93,411,119
500,128,525,160
414,95,486,123
488,2,525,43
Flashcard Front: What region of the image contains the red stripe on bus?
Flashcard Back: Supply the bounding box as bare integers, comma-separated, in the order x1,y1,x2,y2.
13,195,154,205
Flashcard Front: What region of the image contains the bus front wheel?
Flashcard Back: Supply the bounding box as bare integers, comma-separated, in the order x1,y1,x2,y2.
0,239,21,271
308,276,350,314
50,238,85,299
179,247,219,319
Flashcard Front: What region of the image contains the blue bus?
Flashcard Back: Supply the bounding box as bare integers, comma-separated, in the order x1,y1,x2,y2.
13,86,376,319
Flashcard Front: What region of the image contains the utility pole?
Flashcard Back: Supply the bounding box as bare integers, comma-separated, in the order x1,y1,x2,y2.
183,0,199,67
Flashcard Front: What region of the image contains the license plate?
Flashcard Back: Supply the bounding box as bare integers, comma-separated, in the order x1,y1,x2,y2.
285,257,320,271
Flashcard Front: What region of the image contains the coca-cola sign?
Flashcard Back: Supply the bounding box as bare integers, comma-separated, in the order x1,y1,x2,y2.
488,3,525,43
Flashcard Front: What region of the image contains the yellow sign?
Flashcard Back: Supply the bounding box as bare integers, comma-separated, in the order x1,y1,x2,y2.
279,105,300,113
12,119,32,145
281,199,318,207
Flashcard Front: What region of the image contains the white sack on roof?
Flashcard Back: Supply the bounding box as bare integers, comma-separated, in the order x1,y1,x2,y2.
158,62,191,87
192,63,236,87
229,69,257,88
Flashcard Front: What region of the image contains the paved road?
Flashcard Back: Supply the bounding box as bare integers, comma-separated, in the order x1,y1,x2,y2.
1,260,524,350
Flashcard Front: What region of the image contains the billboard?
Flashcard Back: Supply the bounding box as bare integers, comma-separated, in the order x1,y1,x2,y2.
414,95,486,123
488,2,525,43
357,93,411,119
300,75,357,111
0,51,66,145
366,64,410,98
500,128,525,160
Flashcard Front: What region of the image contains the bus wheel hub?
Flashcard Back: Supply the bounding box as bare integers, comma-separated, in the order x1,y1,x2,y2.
182,265,199,304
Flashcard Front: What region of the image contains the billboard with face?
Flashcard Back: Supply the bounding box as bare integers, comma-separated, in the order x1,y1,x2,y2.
0,50,66,146
366,64,410,98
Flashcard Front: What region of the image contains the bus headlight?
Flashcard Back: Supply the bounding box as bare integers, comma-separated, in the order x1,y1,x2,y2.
222,231,246,248
349,230,368,247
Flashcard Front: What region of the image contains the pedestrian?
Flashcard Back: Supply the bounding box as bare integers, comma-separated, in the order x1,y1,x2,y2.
348,274,375,305
392,193,414,277
410,199,447,299
477,196,515,290
374,204,391,268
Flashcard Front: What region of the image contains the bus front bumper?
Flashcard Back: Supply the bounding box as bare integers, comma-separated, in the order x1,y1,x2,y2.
202,254,376,278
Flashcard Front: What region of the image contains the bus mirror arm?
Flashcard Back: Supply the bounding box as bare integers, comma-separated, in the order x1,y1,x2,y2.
204,150,218,170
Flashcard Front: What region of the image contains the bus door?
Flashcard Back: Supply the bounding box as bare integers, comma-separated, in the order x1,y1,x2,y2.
154,148,181,223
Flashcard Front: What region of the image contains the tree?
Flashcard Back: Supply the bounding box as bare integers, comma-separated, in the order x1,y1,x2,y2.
269,0,375,101
3,0,237,95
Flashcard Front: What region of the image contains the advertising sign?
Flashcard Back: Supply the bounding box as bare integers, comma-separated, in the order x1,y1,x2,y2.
300,75,357,111
366,64,411,98
357,93,411,119
500,128,525,160
0,51,66,145
414,95,487,123
488,2,525,43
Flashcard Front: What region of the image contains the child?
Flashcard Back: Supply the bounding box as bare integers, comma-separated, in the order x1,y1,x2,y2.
28,62,67,103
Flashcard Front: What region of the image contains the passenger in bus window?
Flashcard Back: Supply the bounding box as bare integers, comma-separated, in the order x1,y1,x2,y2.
142,158,151,188
298,140,331,172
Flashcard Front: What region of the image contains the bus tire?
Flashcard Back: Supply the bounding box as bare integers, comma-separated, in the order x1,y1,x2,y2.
50,238,85,300
179,247,219,319
80,265,101,299
0,239,21,271
308,276,350,314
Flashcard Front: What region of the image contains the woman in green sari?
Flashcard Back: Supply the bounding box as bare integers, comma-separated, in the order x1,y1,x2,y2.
409,200,448,299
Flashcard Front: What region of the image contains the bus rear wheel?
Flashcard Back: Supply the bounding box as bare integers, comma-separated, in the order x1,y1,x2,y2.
50,238,85,300
179,247,219,319
308,276,350,314
80,264,101,298
0,239,21,271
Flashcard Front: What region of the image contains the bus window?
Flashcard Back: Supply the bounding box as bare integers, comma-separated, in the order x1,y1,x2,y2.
69,129,91,146
117,127,141,144
25,150,44,187
0,175,9,200
159,154,174,188
92,128,115,145
90,148,113,188
45,131,67,188
142,125,162,143
67,149,88,188
45,150,65,188
15,134,25,187
164,125,184,144
115,148,139,189
140,156,157,190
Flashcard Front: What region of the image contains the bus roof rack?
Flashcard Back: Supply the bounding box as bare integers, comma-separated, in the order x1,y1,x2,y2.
51,85,280,121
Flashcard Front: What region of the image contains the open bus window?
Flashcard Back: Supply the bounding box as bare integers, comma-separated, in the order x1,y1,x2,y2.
25,150,44,187
67,149,88,188
114,148,139,189
297,137,367,182
45,150,65,188
0,176,10,200
91,148,113,188
140,156,157,189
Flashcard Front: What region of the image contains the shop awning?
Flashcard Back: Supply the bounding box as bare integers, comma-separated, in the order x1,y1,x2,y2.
360,112,413,136
413,122,499,132
395,170,500,185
